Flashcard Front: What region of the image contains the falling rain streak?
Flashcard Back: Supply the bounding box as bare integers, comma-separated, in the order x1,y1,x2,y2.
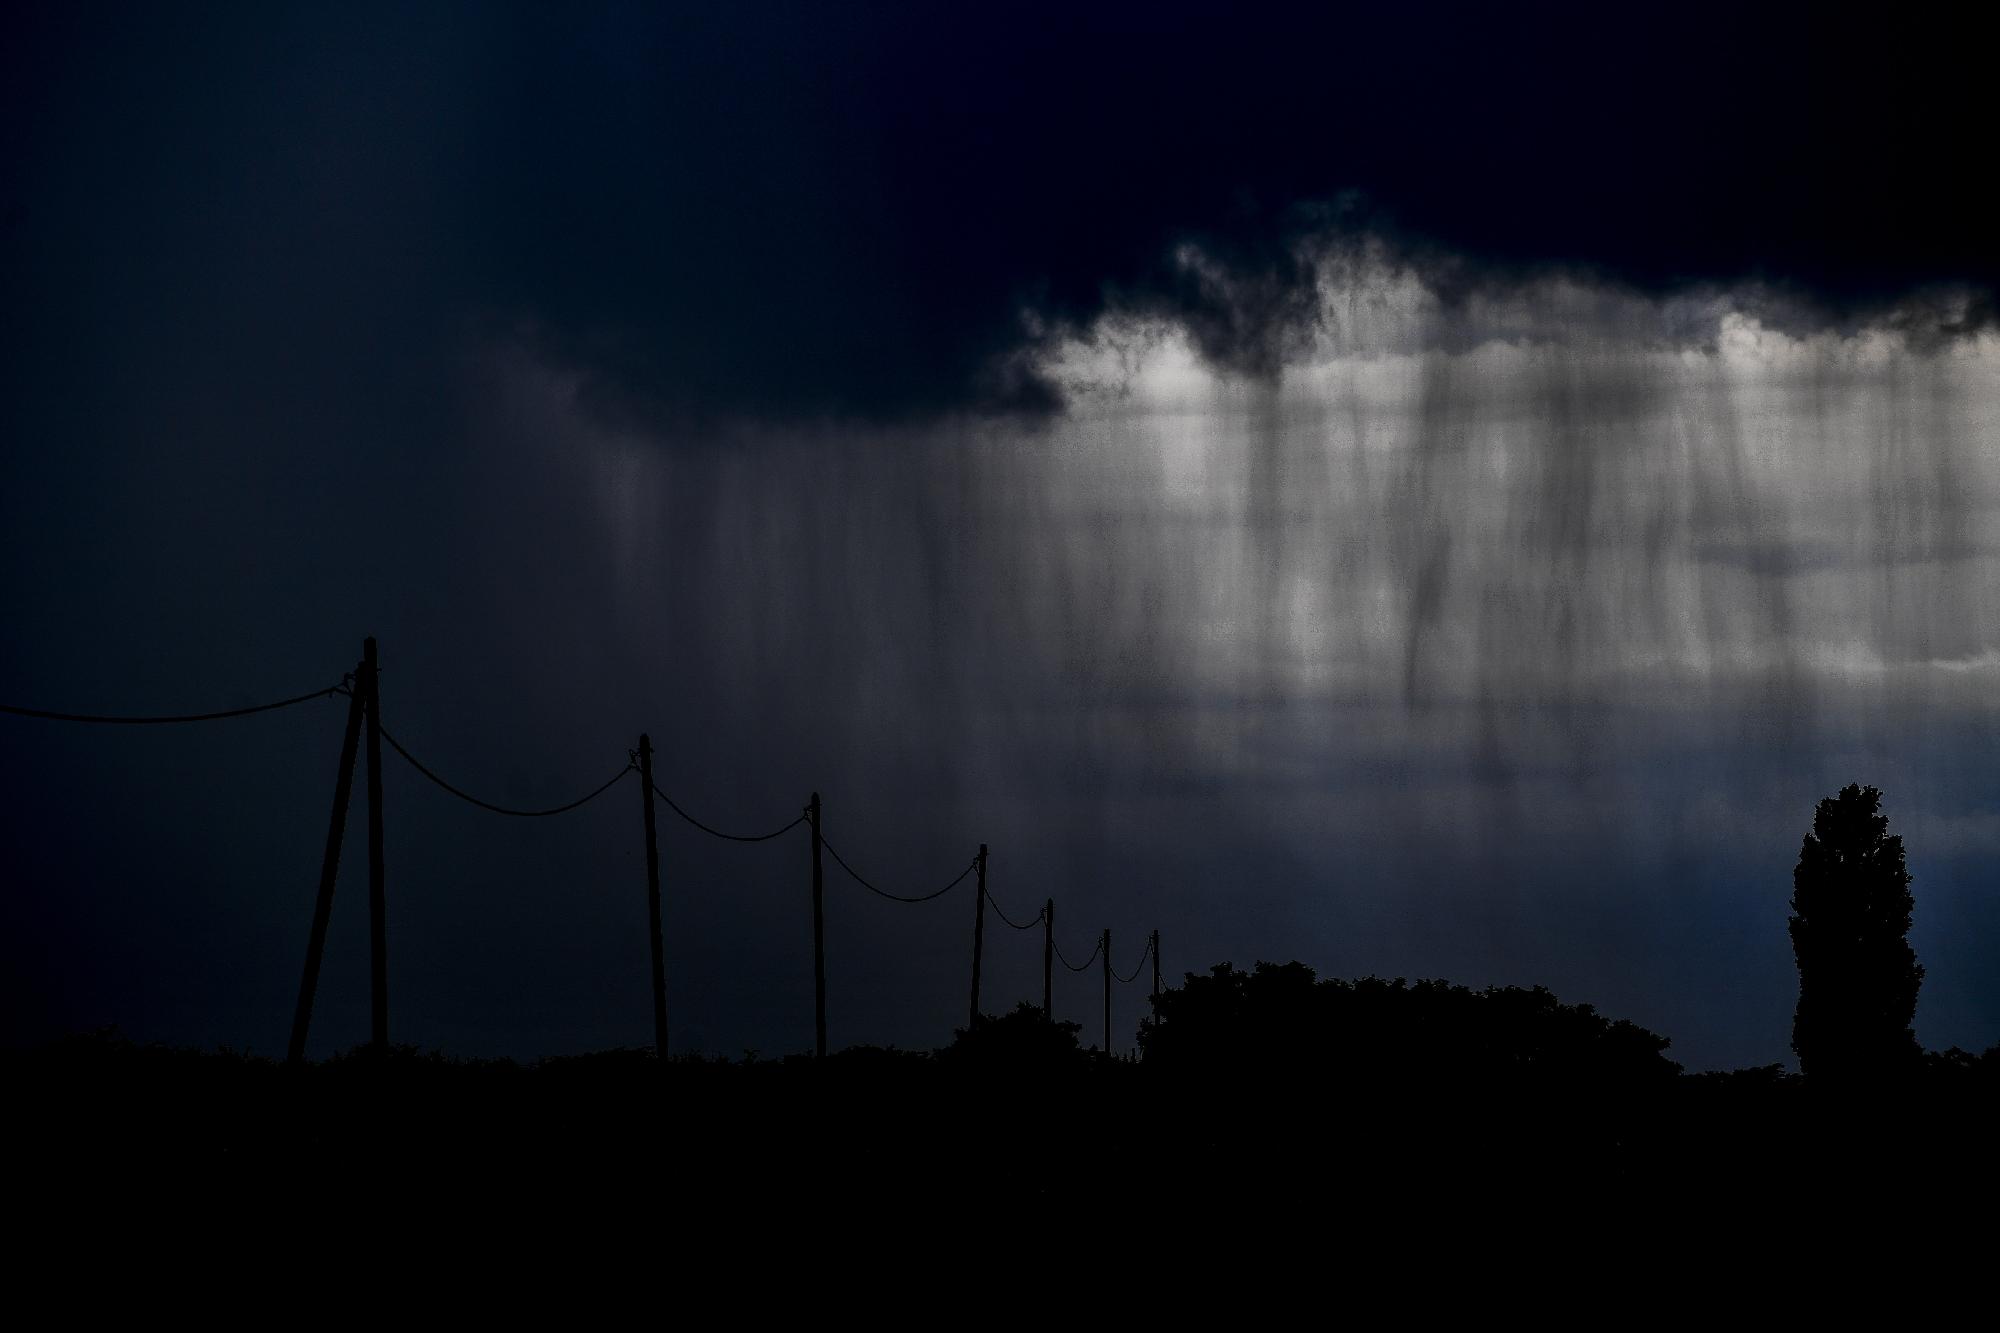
461,239,2000,1066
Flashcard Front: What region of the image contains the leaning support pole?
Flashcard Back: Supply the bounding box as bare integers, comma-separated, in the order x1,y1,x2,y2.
967,843,988,1029
809,791,826,1059
1042,898,1055,1018
1101,927,1112,1056
638,734,667,1060
362,636,388,1054
287,671,365,1065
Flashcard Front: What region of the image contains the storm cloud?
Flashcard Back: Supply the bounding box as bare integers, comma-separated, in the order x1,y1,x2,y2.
7,2,1997,430
3,4,1996,1070
422,251,1999,1067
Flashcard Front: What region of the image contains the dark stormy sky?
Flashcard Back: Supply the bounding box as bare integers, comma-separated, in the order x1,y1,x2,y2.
4,2,1996,1070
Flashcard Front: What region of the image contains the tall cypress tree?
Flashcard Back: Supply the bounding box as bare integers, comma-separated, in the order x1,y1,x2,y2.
1789,784,1923,1079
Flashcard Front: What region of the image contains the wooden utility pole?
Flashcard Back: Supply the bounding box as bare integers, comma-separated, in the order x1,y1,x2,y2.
362,635,388,1054
1150,928,1161,1060
1151,929,1161,1007
287,668,365,1065
1101,927,1111,1055
967,843,988,1029
637,734,667,1060
809,791,826,1059
1042,897,1054,1017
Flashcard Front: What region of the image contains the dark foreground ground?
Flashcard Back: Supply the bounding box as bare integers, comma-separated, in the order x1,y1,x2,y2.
15,1040,2000,1216
13,1034,1997,1282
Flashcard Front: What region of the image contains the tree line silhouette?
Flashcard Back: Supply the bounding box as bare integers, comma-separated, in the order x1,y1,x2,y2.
7,777,1998,1236
9,654,1982,1086
12,780,1995,1084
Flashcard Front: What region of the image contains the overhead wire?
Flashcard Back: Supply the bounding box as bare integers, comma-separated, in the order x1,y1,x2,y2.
1112,934,1154,984
1053,935,1102,972
985,895,1043,930
6,667,1168,991
819,833,977,904
380,726,635,817
650,783,806,843
0,681,348,725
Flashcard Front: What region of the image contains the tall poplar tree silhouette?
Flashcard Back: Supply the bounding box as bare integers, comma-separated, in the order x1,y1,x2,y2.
1789,784,1923,1080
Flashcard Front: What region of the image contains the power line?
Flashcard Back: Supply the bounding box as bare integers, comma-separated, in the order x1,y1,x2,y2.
1112,934,1153,984
1053,935,1101,972
650,783,806,843
986,895,1043,930
380,726,635,817
0,681,347,725
11,648,1172,1053
821,834,978,904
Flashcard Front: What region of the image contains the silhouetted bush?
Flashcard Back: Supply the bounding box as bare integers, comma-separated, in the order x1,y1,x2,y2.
1688,1063,1794,1089
940,1001,1087,1072
1137,961,1681,1084
819,1044,932,1075
1922,1044,2000,1088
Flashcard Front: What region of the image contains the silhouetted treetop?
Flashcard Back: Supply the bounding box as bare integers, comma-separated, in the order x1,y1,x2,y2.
1789,783,1923,1080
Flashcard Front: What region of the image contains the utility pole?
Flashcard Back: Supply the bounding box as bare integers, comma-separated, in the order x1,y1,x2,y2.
1101,927,1111,1056
1042,897,1054,1018
637,734,667,1061
809,791,826,1059
362,635,388,1054
287,665,365,1065
1151,929,1161,1007
967,843,988,1029
1150,928,1161,1060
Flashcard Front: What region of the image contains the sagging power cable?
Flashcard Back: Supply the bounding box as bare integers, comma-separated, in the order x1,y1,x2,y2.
649,783,806,843
0,682,347,725
1053,935,1102,972
986,895,1043,930
820,833,978,904
381,726,634,817
1111,934,1154,984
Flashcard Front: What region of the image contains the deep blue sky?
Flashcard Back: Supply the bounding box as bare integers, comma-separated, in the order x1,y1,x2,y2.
3,2,1996,1068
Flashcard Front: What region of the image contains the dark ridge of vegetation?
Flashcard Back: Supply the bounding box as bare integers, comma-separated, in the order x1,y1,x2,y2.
19,964,2000,1200
14,779,1998,1236
1137,963,1684,1085
21,970,1998,1085
11,1009,1998,1271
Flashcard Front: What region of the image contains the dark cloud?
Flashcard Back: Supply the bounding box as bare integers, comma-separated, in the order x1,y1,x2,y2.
7,2,1996,429
4,1,1998,1074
